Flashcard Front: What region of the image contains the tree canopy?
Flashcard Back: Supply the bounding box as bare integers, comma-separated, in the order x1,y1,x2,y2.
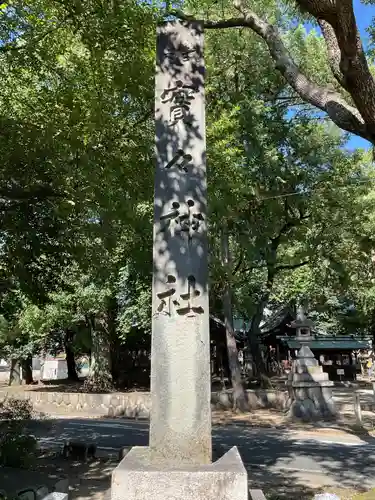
0,0,374,394
178,0,375,144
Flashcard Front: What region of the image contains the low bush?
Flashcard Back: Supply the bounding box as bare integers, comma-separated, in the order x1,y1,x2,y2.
0,398,37,468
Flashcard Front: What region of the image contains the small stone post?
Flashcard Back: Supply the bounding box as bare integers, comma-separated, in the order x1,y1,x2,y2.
354,392,362,425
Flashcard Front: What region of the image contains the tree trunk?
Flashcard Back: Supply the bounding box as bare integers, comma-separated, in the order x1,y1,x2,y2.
83,315,113,393
8,359,21,386
21,357,33,385
371,310,375,353
64,330,79,381
247,259,276,387
248,331,270,386
221,228,249,411
38,350,46,384
107,296,118,383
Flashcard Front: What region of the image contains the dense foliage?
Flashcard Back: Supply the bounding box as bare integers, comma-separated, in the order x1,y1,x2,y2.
0,0,374,397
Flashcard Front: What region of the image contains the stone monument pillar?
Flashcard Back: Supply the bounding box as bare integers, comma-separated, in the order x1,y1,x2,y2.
150,20,211,465
111,21,248,500
286,305,336,421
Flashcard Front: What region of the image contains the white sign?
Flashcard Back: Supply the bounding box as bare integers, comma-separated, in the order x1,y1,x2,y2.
337,369,345,375
41,359,68,381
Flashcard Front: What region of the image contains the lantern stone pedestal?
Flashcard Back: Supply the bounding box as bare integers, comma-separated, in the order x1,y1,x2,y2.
286,345,336,421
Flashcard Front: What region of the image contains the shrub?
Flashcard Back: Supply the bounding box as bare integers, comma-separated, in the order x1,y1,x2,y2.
0,398,37,468
0,398,33,420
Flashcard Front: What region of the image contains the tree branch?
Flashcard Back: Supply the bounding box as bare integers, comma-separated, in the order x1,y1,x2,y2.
241,262,266,273
318,19,347,89
0,185,64,203
295,0,375,140
275,259,310,271
240,256,310,274
233,250,244,276
169,4,372,142
230,0,369,141
0,15,72,54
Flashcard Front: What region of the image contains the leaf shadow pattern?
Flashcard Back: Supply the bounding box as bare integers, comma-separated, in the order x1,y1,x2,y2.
150,20,211,459
153,21,208,306
26,417,375,499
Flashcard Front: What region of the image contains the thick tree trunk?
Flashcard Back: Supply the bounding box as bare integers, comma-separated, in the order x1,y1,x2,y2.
221,228,249,411
83,315,113,393
107,296,118,383
247,329,270,387
248,306,268,379
224,290,249,411
64,331,79,381
21,357,33,385
65,347,78,381
371,310,375,353
193,0,371,142
8,359,21,386
247,260,276,387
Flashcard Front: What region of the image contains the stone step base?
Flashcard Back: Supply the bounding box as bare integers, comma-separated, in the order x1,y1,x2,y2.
112,446,248,500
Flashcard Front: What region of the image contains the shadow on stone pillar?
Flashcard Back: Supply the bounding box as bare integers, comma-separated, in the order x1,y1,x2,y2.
111,20,248,500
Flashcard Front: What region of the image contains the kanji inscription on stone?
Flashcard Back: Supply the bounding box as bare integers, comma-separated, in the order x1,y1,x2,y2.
176,275,204,316
155,273,204,317
165,43,195,63
165,149,193,172
159,199,204,239
161,81,196,124
156,274,177,315
151,21,211,466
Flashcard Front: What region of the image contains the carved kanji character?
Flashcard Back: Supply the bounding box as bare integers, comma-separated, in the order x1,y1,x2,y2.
165,39,196,64
165,47,195,64
161,80,196,124
159,200,204,240
174,199,204,239
159,201,180,234
165,150,193,172
156,275,177,315
176,275,204,316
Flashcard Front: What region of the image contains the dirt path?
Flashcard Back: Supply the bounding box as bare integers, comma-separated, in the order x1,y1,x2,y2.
25,454,368,500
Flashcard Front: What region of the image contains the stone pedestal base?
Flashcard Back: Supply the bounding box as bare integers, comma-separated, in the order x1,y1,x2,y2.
111,446,248,500
286,345,336,421
287,381,336,421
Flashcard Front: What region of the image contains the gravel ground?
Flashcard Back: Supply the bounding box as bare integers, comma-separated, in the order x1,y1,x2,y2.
1,452,113,500
24,452,375,500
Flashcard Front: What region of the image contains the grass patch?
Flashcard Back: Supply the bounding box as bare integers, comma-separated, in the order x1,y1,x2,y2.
316,489,375,500
353,489,375,499
266,488,375,499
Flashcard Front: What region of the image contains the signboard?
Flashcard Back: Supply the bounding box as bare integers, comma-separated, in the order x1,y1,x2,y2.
41,359,68,381
337,369,345,375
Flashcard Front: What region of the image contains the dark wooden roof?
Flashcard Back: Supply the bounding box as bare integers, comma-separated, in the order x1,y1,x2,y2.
260,305,295,336
283,336,371,351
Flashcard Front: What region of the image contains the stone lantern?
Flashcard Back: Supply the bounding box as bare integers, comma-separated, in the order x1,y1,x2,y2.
290,304,314,343
286,304,336,421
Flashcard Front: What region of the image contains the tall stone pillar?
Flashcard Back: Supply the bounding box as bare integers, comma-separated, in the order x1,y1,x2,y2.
111,21,248,500
151,20,211,466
